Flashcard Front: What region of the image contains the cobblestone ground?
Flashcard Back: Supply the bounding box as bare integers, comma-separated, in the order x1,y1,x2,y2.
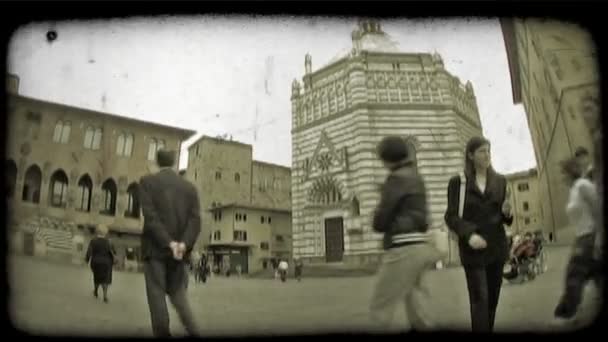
8,245,602,336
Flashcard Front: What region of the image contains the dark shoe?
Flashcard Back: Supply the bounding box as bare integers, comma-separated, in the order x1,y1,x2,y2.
93,291,98,298
103,297,109,303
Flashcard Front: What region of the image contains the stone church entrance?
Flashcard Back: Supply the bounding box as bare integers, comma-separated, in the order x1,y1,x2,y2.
324,217,344,262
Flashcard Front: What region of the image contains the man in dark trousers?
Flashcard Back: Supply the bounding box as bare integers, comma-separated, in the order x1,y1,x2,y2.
139,150,201,337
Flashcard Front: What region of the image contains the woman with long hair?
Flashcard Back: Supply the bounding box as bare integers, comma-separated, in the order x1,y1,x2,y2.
444,136,513,332
85,224,116,303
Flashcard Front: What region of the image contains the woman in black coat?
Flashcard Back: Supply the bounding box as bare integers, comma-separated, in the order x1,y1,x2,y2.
444,136,513,332
85,224,116,303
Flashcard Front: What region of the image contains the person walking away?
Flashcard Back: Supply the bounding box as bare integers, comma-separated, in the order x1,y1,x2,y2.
139,150,202,337
369,136,441,332
278,259,289,282
85,224,116,303
553,156,602,326
294,258,303,281
444,136,513,332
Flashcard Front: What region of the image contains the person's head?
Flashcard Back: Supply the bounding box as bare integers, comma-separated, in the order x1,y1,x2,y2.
574,146,591,169
96,224,109,238
560,155,584,186
524,232,533,240
156,149,176,168
513,235,522,245
178,170,186,177
464,136,492,177
377,136,411,170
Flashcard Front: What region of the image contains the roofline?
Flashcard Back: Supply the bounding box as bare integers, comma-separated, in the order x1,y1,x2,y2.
505,168,538,180
209,202,291,214
187,135,253,151
499,18,523,105
9,93,196,140
252,160,291,171
310,51,433,80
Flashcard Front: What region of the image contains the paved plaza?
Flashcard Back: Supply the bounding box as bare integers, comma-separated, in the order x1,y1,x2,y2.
8,245,602,336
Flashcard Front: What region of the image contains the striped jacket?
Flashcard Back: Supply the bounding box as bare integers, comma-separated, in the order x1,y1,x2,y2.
372,163,429,250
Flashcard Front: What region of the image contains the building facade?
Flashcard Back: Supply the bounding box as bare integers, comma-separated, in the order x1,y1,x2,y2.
290,21,483,265
185,136,292,273
505,168,541,236
501,19,600,243
207,203,291,274
6,74,195,267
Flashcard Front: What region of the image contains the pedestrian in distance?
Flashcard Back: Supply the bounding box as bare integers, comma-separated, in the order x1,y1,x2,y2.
85,224,116,303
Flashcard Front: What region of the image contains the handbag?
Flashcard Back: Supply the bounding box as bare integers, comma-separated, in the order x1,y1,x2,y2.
448,171,467,242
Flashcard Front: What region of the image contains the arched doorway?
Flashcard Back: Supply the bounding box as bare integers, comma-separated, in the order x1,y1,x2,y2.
125,182,140,218
49,169,69,208
22,164,42,203
77,174,93,212
100,178,117,215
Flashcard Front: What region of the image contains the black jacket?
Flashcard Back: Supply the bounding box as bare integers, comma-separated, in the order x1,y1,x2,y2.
139,169,202,261
444,171,513,266
372,163,429,250
85,237,115,265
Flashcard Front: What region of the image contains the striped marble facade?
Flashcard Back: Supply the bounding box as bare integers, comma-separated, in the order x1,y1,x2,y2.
291,21,483,265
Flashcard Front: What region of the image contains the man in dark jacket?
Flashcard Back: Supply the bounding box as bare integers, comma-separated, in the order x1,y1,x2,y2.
139,150,201,337
369,136,440,331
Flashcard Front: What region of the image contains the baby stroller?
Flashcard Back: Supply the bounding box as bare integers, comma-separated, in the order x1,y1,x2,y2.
503,234,546,283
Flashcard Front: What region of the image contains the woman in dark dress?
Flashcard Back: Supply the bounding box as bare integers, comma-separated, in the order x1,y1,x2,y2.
85,224,116,303
444,137,514,332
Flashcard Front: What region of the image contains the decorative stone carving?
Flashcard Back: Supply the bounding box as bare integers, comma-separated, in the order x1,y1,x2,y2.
305,130,345,180
292,79,301,97
305,53,312,74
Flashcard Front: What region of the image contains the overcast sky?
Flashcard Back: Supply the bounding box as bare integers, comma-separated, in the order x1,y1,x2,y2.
8,16,536,174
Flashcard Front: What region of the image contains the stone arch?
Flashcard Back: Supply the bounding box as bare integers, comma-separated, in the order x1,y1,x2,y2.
49,169,69,208
22,164,42,203
307,175,344,205
101,178,117,216
125,182,140,218
77,174,93,212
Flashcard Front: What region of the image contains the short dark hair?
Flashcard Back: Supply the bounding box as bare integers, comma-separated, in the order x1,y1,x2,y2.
377,136,409,163
156,149,176,168
560,156,583,182
574,146,589,158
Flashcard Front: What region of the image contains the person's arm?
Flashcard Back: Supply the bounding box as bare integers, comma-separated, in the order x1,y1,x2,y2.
444,175,478,241
502,177,514,226
181,186,202,251
138,177,172,249
85,241,92,264
372,175,405,233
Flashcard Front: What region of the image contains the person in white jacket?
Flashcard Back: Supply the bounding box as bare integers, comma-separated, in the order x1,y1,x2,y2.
278,260,289,282
553,156,602,325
